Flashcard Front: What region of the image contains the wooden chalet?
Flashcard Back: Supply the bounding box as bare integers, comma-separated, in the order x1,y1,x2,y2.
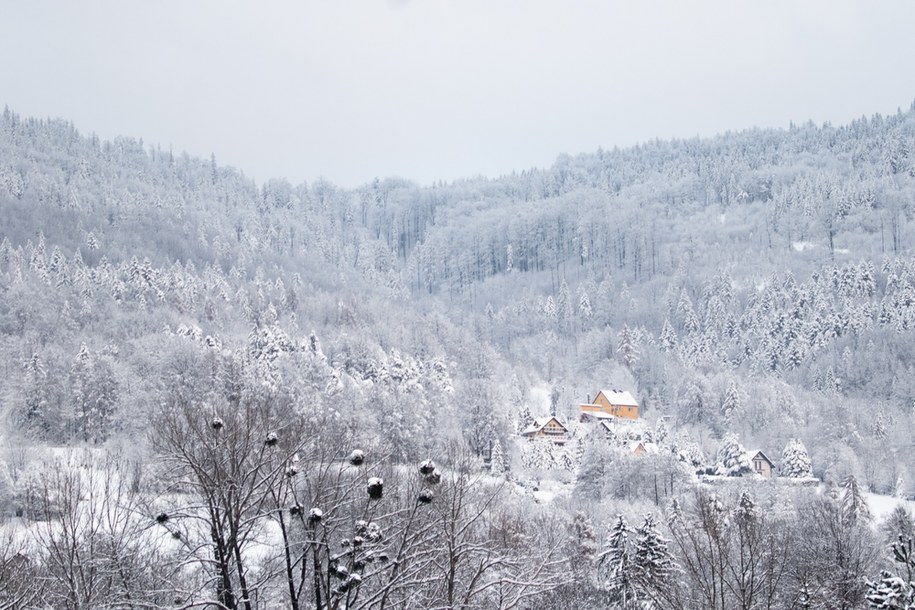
520,416,569,444
579,389,639,420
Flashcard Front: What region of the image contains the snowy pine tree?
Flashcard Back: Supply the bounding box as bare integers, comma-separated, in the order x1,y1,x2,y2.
716,432,752,476
866,536,915,610
780,438,814,478
632,513,675,592
659,318,678,352
721,379,741,421
490,438,508,477
842,474,872,524
617,325,640,368
597,515,636,606
578,286,593,320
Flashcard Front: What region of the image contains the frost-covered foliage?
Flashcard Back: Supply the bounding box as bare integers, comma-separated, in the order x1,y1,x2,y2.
715,433,753,476
632,513,675,587
866,536,915,610
596,515,635,603
843,474,872,524
5,101,915,608
780,438,814,478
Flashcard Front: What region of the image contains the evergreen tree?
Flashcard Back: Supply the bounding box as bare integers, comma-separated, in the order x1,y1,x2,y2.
659,318,678,352
865,536,915,610
490,438,508,477
843,474,872,525
716,432,752,476
597,515,636,606
544,295,557,321
632,513,675,592
578,285,593,320
721,379,741,421
617,325,640,368
882,505,915,545
517,405,533,434
780,438,814,478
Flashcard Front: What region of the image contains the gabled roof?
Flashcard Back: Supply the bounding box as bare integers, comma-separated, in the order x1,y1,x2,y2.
629,441,658,454
597,389,639,407
747,449,774,465
521,416,568,435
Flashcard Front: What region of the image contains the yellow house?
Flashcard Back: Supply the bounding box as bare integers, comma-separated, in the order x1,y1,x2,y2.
579,389,639,420
520,416,569,444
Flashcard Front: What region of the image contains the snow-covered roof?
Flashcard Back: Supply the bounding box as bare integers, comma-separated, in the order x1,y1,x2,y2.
521,416,567,435
746,449,774,465
598,389,639,406
629,441,658,454
582,410,616,419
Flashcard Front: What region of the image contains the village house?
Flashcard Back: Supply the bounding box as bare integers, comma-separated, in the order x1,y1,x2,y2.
747,450,775,478
520,416,569,444
629,440,659,456
579,389,639,420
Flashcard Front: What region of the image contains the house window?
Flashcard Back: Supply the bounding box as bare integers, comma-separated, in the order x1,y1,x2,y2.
754,460,762,472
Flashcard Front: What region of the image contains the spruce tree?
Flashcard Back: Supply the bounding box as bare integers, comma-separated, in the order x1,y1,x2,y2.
721,379,741,421
490,438,508,477
632,513,674,592
842,474,872,525
779,438,814,478
578,286,593,320
597,515,636,606
716,432,752,476
659,318,678,352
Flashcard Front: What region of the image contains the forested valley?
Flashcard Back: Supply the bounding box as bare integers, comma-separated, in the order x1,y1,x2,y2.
3,103,915,608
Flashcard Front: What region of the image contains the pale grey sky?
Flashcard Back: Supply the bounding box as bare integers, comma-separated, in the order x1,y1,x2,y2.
2,1,914,188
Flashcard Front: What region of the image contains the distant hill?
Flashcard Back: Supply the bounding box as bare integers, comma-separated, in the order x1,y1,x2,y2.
2,102,915,493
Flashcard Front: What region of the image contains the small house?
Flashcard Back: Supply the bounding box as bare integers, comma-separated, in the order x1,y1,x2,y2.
629,441,658,456
580,389,639,420
520,416,569,444
747,450,775,478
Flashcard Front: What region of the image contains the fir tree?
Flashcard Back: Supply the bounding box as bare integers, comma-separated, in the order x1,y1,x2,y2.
490,438,508,477
597,515,636,606
632,513,675,592
578,286,593,320
779,438,814,478
617,325,640,368
842,474,872,525
882,505,915,545
659,318,678,352
517,405,533,434
865,536,915,610
543,295,557,321
721,379,741,421
716,432,752,476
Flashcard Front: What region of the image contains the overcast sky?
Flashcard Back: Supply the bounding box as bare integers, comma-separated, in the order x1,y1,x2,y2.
3,1,915,188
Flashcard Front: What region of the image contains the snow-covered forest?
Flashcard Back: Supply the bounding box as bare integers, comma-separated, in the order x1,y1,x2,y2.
3,102,915,608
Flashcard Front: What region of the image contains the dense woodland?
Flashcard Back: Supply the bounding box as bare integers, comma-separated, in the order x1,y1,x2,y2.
3,103,915,608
